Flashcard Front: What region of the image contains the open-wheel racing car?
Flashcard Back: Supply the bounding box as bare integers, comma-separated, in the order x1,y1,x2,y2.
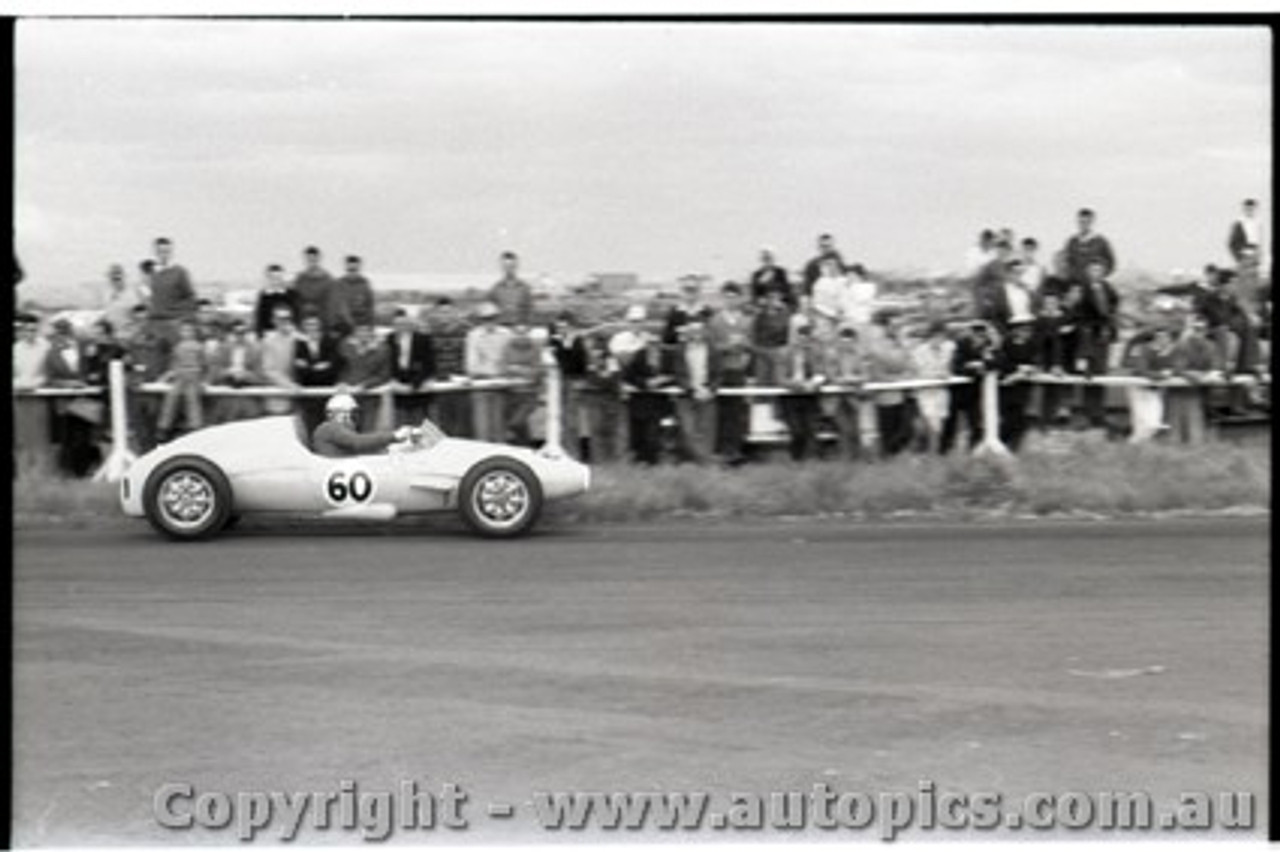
119,415,591,540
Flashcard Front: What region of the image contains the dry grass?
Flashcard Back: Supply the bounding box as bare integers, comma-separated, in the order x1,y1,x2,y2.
13,438,1270,528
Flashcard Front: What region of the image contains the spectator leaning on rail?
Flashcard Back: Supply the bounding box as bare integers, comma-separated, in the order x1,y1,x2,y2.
292,246,335,330
910,320,956,454
942,321,996,454
387,307,436,426
293,312,342,432
1122,322,1178,444
1033,290,1076,427
972,239,1015,326
155,317,207,443
122,304,169,452
13,312,50,475
824,324,867,461
147,237,198,343
547,310,590,458
330,254,376,339
580,331,626,463
13,311,49,390
778,315,828,462
1073,259,1121,429
996,319,1040,452
464,301,514,443
752,286,792,386
501,321,543,446
254,264,298,339
43,318,104,476
208,319,265,423
621,334,675,466
339,319,393,425
708,282,753,467
670,320,718,464
259,307,301,416
1165,312,1224,444
489,250,534,327
425,298,472,437
864,310,918,458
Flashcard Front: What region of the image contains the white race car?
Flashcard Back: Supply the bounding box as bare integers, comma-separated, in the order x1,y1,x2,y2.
119,416,591,540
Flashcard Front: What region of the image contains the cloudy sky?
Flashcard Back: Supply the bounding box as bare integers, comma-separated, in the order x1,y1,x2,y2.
14,20,1271,299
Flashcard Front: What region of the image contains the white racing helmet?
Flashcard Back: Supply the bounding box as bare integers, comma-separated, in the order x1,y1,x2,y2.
325,393,359,417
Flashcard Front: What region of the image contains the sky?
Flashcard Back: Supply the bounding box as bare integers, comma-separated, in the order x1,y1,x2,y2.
13,20,1272,302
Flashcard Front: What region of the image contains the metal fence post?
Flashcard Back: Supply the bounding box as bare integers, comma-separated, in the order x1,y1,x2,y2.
542,347,564,453
973,370,1011,458
92,359,137,482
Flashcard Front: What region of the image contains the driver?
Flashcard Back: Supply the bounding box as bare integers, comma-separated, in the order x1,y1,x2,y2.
312,393,416,458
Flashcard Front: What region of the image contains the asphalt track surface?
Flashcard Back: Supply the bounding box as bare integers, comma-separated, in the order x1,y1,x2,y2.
13,515,1269,844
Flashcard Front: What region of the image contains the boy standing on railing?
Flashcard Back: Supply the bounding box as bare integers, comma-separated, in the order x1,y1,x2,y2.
156,318,206,442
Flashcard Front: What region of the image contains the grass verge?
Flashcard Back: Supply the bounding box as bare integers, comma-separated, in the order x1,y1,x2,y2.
13,436,1270,528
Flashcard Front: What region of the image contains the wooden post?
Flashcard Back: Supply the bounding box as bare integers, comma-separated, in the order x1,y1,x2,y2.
92,359,137,482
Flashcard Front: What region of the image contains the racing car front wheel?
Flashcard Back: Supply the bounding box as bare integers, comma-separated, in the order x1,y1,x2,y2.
143,456,234,541
458,457,543,538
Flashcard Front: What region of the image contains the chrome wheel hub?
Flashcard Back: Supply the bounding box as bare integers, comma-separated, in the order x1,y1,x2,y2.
473,471,529,526
158,471,215,529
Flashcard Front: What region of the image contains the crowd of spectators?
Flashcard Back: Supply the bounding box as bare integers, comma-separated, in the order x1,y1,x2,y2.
11,206,1273,476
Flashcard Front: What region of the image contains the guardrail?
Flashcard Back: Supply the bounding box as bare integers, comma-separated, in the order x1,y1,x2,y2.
11,360,1271,481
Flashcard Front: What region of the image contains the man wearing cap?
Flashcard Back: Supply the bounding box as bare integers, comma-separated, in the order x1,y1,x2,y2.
465,301,514,442
621,335,674,465
1074,259,1121,428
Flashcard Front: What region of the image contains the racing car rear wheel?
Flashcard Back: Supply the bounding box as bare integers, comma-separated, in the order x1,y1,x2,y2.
143,456,234,541
458,457,543,538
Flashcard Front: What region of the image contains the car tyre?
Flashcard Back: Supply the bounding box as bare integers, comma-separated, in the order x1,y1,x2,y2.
143,456,234,541
458,457,543,538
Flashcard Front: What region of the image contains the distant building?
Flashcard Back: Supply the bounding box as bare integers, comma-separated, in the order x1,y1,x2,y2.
589,272,640,296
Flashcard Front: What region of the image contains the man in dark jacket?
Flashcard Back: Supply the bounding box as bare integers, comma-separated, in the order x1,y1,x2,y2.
386,307,435,425
1074,259,1121,428
253,264,298,338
